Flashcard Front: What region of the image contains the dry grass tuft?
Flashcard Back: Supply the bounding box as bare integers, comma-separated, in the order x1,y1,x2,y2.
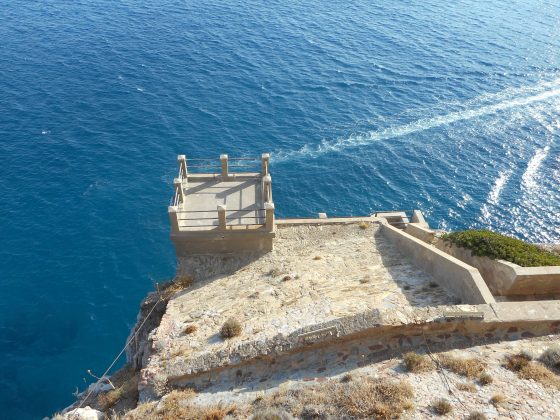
358,221,370,230
504,353,531,372
439,354,486,378
96,365,139,412
402,352,434,373
478,372,493,385
504,353,560,388
220,318,242,339
184,324,197,335
456,382,477,393
490,393,506,407
431,399,452,415
467,412,488,420
254,376,414,419
122,401,157,420
340,373,353,383
517,363,560,387
162,275,194,298
122,389,235,420
251,408,293,419
540,345,560,370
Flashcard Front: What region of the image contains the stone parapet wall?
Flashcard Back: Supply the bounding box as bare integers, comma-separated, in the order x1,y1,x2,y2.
380,222,495,304
435,240,560,296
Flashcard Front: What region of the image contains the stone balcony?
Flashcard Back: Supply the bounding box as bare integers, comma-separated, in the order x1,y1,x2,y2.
168,154,275,255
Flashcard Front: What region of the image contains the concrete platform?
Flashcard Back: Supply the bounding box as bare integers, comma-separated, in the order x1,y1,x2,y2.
177,174,265,230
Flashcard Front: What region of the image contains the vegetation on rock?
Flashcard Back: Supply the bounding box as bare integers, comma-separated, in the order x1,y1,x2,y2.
402,352,434,373
220,318,242,339
431,398,452,415
439,354,487,379
441,230,560,267
504,353,560,388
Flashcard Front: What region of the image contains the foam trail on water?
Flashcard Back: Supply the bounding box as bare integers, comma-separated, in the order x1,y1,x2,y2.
488,170,513,205
522,146,550,191
480,169,513,222
274,79,560,162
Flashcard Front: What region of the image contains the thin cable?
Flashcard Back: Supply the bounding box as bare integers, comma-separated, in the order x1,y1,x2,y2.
77,287,166,408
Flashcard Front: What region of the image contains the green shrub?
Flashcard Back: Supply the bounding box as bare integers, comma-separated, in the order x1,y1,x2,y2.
441,230,560,267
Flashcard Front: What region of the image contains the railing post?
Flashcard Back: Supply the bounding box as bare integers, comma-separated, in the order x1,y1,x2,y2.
217,203,227,230
177,155,187,179
174,178,184,206
265,202,275,231
263,174,272,203
220,154,229,178
261,153,270,176
168,206,180,233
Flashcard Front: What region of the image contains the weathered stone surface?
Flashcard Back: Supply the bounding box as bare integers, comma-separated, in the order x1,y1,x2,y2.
60,407,104,420
139,222,457,398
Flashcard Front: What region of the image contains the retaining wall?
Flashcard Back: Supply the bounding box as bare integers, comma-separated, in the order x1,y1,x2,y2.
380,223,495,304
435,240,560,296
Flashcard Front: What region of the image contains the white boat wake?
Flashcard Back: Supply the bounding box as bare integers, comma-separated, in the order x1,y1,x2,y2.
273,79,560,162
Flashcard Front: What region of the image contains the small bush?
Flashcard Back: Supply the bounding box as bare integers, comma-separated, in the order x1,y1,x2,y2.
478,372,493,385
490,394,506,406
313,255,322,260
441,230,560,267
358,221,370,230
431,399,452,415
402,352,434,373
540,346,560,370
184,325,197,335
440,355,486,378
281,275,292,282
220,318,242,339
467,412,487,420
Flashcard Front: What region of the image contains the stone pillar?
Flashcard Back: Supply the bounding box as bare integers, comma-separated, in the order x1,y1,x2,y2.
411,210,429,228
174,178,184,205
265,202,275,231
218,203,227,230
220,154,228,178
168,206,180,233
261,153,270,176
177,155,187,179
263,174,272,203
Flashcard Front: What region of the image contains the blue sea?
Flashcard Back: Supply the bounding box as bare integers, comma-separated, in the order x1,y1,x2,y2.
1,1,559,418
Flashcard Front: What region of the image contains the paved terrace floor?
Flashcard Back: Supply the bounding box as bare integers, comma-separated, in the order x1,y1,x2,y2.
178,174,264,230
153,222,456,363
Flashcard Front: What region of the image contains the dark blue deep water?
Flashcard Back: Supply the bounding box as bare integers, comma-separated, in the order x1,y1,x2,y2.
1,1,560,418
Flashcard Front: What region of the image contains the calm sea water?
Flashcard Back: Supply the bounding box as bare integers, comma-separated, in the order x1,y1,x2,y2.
1,1,559,418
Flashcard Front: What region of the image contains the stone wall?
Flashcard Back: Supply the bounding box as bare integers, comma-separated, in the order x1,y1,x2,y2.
380,222,495,304
435,239,560,296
